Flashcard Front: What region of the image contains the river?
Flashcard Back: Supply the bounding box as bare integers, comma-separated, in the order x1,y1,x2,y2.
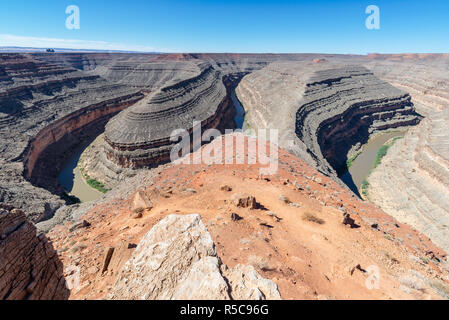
231,91,247,130
58,142,103,203
58,90,247,203
339,131,405,197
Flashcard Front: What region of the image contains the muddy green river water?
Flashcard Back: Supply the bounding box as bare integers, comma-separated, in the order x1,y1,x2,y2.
340,131,405,197
58,143,103,203
58,90,247,203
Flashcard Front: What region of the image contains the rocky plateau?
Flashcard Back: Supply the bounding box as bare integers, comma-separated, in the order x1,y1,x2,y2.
1,52,449,300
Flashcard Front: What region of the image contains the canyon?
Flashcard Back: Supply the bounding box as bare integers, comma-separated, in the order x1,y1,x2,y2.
362,55,449,252
1,52,449,299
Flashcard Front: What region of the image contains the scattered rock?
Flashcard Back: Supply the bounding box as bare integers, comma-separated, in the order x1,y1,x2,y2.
231,213,243,221
223,264,281,300
350,264,366,275
231,193,257,209
132,191,153,211
267,212,282,222
182,188,197,194
131,211,143,219
101,247,115,274
288,202,301,208
260,222,274,229
293,182,304,190
220,185,232,192
111,214,281,300
342,213,360,229
278,195,291,204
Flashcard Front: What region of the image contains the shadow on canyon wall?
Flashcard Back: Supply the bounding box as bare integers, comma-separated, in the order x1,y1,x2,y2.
0,204,70,300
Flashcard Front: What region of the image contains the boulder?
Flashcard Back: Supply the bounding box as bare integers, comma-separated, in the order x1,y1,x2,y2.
132,191,153,211
231,193,257,209
111,214,281,300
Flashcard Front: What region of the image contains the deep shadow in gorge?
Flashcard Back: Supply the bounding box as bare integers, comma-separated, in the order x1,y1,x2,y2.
23,72,249,208
22,92,144,208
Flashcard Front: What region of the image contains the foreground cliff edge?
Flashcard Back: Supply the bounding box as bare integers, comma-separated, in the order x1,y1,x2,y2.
43,135,449,300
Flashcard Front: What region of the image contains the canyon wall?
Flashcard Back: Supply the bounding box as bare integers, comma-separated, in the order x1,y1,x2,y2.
103,62,231,169
361,57,449,252
298,65,420,174
0,53,142,222
236,61,421,177
0,204,69,300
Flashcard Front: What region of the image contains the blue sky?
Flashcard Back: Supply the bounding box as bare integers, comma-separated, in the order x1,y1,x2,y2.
0,0,448,53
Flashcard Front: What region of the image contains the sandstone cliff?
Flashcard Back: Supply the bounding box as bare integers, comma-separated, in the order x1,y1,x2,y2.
0,204,69,300
236,61,421,177
361,57,449,252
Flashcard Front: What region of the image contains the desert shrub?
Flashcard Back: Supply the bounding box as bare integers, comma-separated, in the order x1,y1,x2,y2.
133,207,144,214
302,212,325,225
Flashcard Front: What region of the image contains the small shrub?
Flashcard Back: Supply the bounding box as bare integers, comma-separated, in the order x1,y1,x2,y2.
302,212,325,225
248,255,274,271
361,179,370,197
71,243,87,253
133,207,144,214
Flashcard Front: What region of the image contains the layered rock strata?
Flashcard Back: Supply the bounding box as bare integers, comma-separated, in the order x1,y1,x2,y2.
0,204,69,300
297,65,420,174
0,53,142,222
362,57,449,252
102,62,234,169
236,62,421,177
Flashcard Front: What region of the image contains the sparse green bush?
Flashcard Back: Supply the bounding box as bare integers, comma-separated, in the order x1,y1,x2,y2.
346,151,361,169
78,167,109,193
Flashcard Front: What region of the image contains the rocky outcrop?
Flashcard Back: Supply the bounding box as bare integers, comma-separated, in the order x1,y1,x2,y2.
111,214,281,300
0,204,69,300
236,62,421,177
47,133,449,300
361,57,449,252
297,65,421,174
102,62,234,169
0,53,142,222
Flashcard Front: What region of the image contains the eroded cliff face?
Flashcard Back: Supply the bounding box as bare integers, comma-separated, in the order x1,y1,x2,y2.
361,56,449,252
298,65,421,174
0,53,142,222
236,61,421,177
0,204,69,300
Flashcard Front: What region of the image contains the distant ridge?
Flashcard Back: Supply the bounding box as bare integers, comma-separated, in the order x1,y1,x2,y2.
0,46,164,54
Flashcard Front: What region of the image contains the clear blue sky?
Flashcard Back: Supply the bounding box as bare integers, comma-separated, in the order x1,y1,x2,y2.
0,0,448,53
